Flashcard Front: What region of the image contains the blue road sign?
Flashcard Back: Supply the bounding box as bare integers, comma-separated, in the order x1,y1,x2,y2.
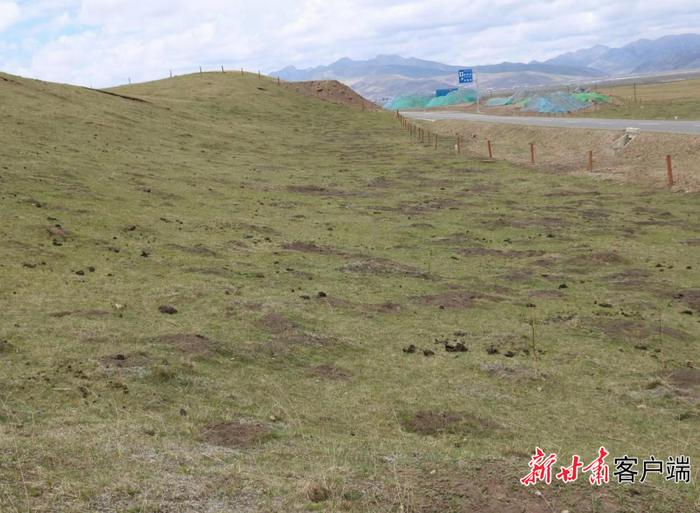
458,69,473,84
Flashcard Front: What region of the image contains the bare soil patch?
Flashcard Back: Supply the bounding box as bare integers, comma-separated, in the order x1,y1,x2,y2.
372,301,403,313
310,364,352,381
286,184,354,196
592,318,690,342
201,421,273,449
340,258,430,279
282,241,352,257
459,247,546,258
263,333,338,356
401,410,498,436
668,367,700,388
50,309,111,318
282,80,378,111
256,311,338,356
414,291,498,310
395,197,464,215
480,363,540,381
379,460,624,513
567,251,627,266
153,334,217,355
667,367,700,403
677,289,700,311
257,312,299,334
167,244,217,256
100,352,151,369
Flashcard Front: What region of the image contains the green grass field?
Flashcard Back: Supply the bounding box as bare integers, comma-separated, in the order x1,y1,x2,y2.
1,71,699,512
585,77,700,120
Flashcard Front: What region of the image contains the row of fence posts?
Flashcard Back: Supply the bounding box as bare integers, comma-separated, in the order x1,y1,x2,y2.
395,112,676,187
157,66,273,81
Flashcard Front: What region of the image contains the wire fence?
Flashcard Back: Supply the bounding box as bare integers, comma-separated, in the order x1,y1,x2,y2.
396,112,696,192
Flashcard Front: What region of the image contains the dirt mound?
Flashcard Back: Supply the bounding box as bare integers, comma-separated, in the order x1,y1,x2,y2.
201,421,273,448
310,364,352,381
380,461,624,513
286,184,352,196
100,352,151,369
153,334,217,355
667,367,700,403
668,367,700,388
592,318,691,342
677,289,700,311
257,312,299,334
50,309,111,318
340,258,431,279
283,80,379,111
282,241,350,256
413,291,494,310
567,251,627,266
401,410,497,436
372,302,403,313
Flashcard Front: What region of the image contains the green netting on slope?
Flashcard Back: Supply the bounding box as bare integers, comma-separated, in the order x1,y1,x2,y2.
486,97,511,106
426,89,477,108
521,92,589,113
384,95,433,110
572,92,611,103
384,89,477,110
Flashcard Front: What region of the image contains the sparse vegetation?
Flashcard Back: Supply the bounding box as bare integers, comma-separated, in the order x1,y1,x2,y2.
589,77,700,119
0,70,698,512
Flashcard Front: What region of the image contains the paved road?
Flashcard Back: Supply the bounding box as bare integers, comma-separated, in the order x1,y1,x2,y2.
400,111,700,136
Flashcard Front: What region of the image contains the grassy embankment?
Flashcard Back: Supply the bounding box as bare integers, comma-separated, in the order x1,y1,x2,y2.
0,71,699,512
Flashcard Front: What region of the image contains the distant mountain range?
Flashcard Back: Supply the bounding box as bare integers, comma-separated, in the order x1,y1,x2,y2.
543,34,700,75
272,34,700,102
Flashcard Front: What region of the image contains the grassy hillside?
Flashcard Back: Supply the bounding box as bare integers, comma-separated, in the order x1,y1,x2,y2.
1,71,699,512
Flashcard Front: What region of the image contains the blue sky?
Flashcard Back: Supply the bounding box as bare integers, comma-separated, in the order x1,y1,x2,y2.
1,1,699,87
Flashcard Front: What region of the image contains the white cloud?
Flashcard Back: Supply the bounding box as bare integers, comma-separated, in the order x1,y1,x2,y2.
0,2,19,31
1,0,700,86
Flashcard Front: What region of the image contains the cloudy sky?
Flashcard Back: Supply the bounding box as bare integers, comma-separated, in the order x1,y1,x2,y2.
0,1,698,87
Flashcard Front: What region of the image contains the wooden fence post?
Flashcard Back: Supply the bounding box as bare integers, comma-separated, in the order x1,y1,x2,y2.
487,140,493,159
434,133,438,150
530,143,535,164
666,155,674,187
588,151,593,172
456,136,461,153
